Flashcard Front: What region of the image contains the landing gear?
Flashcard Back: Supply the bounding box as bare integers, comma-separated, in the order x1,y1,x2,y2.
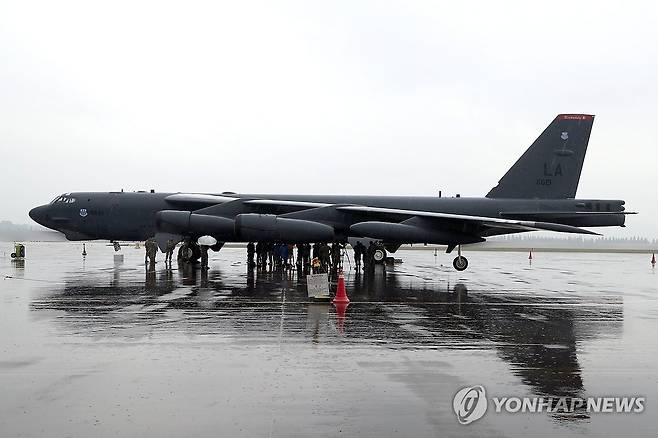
453,256,468,271
189,243,201,263
372,245,386,264
178,240,201,263
451,245,468,271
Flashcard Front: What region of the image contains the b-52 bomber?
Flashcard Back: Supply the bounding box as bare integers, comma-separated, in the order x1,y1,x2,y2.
29,114,634,270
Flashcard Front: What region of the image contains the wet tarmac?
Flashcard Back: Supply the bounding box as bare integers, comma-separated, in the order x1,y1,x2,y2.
1,243,656,437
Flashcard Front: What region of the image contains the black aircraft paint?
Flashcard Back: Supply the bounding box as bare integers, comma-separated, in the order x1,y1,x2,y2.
487,114,594,199
29,114,634,270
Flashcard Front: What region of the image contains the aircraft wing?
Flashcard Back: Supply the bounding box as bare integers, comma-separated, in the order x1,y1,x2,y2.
243,199,332,208
156,197,600,247
335,205,601,235
242,199,600,235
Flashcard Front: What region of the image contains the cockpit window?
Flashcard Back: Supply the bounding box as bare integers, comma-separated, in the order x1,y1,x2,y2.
50,194,76,204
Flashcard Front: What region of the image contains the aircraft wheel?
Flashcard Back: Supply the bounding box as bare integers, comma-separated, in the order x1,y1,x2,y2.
453,256,468,271
373,246,386,264
178,241,201,263
188,242,201,263
10,252,16,258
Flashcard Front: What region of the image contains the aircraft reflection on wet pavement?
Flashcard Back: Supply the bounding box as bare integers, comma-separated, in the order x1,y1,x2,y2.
30,258,623,422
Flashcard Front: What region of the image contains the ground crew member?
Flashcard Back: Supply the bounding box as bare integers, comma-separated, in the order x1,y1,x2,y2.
280,244,289,269
364,242,373,271
247,242,255,269
296,243,308,273
272,243,280,268
177,241,188,262
354,241,366,270
165,239,176,266
319,243,331,272
296,244,303,270
288,244,295,267
256,242,264,268
200,245,209,270
331,243,342,271
145,238,158,266
303,243,312,271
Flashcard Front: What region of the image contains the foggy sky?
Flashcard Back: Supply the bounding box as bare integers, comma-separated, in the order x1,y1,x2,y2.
1,1,656,237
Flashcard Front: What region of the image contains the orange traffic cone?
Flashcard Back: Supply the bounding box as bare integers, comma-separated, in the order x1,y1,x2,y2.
333,270,350,304
529,250,533,260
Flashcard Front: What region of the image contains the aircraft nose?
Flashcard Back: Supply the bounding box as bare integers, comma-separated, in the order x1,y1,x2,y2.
29,205,49,226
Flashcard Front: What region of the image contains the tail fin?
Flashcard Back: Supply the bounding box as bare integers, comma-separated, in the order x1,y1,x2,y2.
486,114,594,199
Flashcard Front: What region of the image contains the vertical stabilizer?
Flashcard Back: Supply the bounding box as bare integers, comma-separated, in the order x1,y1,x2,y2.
486,114,594,199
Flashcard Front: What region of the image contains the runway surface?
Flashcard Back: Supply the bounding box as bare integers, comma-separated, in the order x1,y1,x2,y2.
1,243,656,437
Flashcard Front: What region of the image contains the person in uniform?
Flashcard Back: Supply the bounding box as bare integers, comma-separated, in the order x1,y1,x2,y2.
287,244,295,268
145,238,158,267
303,243,312,272
280,244,289,269
319,243,331,272
200,245,209,270
296,244,303,271
177,241,191,263
271,243,279,269
247,242,256,269
165,239,176,267
364,242,374,271
353,241,366,270
255,242,264,268
331,243,342,272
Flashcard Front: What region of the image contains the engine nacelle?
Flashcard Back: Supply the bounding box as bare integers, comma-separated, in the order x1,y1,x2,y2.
235,214,334,242
350,221,484,245
156,210,235,237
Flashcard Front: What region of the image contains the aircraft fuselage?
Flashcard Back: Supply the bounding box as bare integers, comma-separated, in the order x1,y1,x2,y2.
29,191,627,243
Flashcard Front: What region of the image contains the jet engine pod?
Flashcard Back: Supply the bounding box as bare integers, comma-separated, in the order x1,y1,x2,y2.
156,210,191,233
189,214,235,238
235,214,334,242
350,221,484,245
156,210,235,238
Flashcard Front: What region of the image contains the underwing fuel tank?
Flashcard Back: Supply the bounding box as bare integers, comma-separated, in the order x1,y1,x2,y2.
235,214,334,242
350,221,485,245
156,210,235,237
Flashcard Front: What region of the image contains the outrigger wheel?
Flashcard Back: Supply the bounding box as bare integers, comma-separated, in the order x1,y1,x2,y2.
453,256,468,271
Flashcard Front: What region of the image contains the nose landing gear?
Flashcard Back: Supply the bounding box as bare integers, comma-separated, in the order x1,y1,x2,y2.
451,245,468,271
453,255,468,271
